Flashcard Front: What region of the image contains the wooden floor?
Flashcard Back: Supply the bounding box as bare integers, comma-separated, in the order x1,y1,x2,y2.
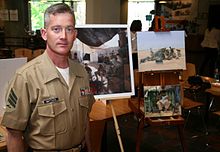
89,98,132,152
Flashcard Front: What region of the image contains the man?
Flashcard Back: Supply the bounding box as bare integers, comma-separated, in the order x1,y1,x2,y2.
1,3,95,152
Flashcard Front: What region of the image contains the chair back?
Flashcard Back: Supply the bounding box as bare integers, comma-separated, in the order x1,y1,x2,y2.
14,48,24,58
182,63,196,83
14,48,32,61
33,49,44,58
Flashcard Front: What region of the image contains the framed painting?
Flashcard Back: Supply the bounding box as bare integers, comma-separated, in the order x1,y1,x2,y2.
161,0,198,21
71,24,135,100
143,84,182,117
137,31,186,72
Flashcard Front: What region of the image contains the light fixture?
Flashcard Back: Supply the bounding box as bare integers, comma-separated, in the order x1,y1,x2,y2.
159,1,167,4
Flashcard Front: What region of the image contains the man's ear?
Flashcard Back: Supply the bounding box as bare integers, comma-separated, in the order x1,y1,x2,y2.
40,28,47,41
73,29,77,41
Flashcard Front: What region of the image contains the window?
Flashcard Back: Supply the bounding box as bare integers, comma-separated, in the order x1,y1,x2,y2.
128,0,155,31
29,0,86,32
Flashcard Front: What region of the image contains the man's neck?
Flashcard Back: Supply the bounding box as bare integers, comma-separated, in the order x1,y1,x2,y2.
46,49,69,68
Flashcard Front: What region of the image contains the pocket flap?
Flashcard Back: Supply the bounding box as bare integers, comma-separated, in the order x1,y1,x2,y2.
38,101,67,117
79,96,89,109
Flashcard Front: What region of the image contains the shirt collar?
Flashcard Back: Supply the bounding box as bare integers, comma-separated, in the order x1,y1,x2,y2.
39,52,85,84
68,58,85,78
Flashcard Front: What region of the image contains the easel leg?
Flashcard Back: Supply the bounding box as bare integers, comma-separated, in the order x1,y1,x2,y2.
100,120,107,152
136,117,144,152
109,101,124,152
178,125,188,152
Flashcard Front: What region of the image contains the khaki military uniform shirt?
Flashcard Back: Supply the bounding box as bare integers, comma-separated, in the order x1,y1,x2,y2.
1,52,95,150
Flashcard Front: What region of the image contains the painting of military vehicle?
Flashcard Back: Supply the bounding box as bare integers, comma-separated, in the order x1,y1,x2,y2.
136,31,186,72
140,46,181,63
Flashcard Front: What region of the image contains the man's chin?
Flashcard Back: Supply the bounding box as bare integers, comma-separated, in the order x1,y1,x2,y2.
58,46,70,52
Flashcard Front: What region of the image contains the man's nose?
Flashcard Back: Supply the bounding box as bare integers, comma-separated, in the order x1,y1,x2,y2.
60,29,67,39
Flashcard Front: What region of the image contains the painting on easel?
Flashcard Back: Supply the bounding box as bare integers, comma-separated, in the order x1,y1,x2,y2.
137,31,186,72
143,84,182,117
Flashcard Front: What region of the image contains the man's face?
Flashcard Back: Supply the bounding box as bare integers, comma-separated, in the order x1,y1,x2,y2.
41,13,77,56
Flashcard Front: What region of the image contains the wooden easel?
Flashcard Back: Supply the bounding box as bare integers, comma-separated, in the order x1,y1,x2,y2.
129,71,187,152
101,100,125,152
109,100,124,152
129,16,187,152
154,15,168,32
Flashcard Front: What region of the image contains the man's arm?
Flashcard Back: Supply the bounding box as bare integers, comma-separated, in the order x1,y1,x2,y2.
6,128,26,152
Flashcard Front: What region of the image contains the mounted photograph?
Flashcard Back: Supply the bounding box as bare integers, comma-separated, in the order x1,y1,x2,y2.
71,24,135,100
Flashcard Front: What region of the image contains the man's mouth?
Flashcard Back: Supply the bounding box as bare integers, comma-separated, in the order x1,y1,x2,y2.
57,43,68,46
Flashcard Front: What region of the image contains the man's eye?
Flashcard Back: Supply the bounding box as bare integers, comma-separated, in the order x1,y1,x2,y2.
52,27,61,33
66,27,74,33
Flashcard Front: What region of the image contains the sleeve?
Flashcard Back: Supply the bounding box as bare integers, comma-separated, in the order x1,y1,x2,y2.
1,73,31,131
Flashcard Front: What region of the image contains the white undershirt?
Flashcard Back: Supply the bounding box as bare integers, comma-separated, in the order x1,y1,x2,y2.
56,67,69,86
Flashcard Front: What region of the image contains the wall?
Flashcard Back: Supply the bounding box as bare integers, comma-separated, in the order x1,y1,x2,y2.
2,0,123,37
197,0,220,33
3,0,28,37
86,0,121,24
1,0,220,38
120,0,128,24
0,0,5,28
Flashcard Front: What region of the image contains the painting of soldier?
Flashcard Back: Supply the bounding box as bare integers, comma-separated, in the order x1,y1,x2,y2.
143,84,182,117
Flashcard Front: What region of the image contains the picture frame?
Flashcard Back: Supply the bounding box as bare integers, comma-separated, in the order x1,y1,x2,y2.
137,31,186,72
161,0,196,20
71,24,135,100
143,84,182,117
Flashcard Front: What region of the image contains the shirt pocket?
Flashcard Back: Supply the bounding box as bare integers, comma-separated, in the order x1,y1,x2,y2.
37,100,67,135
78,96,89,126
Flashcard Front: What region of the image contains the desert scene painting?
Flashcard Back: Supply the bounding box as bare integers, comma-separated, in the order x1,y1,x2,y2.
137,31,186,72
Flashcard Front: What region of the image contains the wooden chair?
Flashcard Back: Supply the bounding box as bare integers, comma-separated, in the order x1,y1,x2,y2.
14,48,33,61
33,49,44,58
14,48,24,58
182,63,196,83
204,86,220,128
213,111,220,115
181,63,208,133
213,111,220,126
182,97,207,132
182,63,201,100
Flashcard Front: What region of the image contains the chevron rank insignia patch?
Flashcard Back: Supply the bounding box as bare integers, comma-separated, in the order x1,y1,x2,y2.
6,89,18,112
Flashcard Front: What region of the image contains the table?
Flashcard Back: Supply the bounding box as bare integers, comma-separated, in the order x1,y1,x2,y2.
89,99,132,120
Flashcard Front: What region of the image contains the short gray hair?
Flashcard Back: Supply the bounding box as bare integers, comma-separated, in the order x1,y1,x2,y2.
44,3,75,28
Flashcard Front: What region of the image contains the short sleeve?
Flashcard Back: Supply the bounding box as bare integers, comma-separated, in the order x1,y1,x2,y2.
1,74,31,131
